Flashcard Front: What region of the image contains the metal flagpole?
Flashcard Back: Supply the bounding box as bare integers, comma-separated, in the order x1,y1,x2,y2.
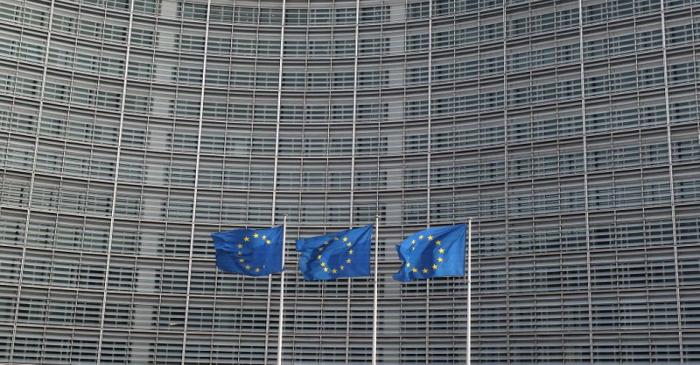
277,215,288,365
466,218,473,365
372,215,380,365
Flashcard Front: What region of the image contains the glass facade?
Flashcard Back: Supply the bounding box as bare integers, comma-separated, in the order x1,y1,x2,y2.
0,0,699,363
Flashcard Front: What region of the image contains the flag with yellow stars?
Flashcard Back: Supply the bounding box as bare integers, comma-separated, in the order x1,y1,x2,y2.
212,226,284,276
296,225,373,281
393,224,466,282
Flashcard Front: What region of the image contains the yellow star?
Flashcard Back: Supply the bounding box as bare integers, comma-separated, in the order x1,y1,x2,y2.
438,248,445,254
437,257,444,263
348,249,353,255
245,265,251,270
266,240,271,245
253,233,259,238
412,240,416,244
343,237,348,242
334,237,339,240
237,251,242,256
346,258,352,264
435,240,441,245
412,268,418,273
332,269,337,274
432,264,438,270
428,235,433,240
317,255,322,259
422,268,429,273
239,258,245,263
255,268,260,272
340,265,345,270
237,244,243,248
320,262,326,267
262,235,266,240
406,263,411,268
244,236,250,242
346,242,352,247
419,235,424,240
319,246,324,252
323,267,329,272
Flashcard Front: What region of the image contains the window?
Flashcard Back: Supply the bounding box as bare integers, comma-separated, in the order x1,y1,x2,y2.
408,1,429,19
360,6,390,23
178,1,207,20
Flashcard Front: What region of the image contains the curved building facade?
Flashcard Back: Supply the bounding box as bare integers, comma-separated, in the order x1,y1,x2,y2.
1,0,700,363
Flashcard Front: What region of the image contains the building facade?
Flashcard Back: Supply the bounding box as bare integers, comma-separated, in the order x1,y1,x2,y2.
1,0,699,363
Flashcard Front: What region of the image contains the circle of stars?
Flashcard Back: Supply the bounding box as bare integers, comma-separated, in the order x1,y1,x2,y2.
316,236,354,275
235,231,273,273
404,234,444,275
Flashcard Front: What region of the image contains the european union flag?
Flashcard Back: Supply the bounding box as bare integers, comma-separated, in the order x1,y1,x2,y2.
296,225,373,281
393,224,466,282
212,226,284,276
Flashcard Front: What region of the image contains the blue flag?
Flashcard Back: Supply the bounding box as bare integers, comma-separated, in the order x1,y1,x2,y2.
393,224,466,282
296,225,373,281
212,226,283,276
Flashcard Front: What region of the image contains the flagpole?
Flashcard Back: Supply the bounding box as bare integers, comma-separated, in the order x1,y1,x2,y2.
466,218,472,365
371,214,379,365
277,215,287,365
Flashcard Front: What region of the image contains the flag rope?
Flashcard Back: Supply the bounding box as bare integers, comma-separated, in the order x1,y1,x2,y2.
372,215,379,365
277,215,287,365
466,218,472,365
